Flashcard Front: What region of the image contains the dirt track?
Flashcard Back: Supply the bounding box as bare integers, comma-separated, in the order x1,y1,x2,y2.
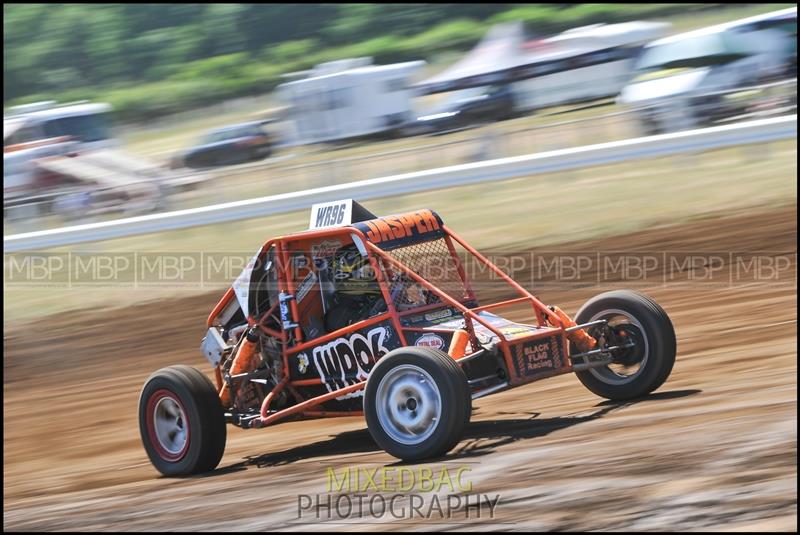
4,206,797,531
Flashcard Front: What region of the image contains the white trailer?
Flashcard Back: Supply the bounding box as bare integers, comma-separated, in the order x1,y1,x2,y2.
511,21,670,111
276,58,425,145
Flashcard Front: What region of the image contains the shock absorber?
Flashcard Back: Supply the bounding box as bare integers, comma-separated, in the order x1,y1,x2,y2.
549,305,597,353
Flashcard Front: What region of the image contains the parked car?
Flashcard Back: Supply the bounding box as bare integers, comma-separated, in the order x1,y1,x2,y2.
173,121,273,169
407,85,516,135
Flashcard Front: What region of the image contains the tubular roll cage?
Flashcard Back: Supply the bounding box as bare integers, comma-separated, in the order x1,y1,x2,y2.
207,224,572,428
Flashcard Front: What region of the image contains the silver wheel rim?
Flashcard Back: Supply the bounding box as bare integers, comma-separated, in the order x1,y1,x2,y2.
153,396,188,455
587,308,649,386
375,364,442,445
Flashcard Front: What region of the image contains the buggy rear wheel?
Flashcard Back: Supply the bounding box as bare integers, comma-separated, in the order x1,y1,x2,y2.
364,347,470,461
139,365,226,476
572,290,676,400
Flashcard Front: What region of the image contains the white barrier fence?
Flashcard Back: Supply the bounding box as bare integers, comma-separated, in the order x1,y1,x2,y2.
4,115,796,252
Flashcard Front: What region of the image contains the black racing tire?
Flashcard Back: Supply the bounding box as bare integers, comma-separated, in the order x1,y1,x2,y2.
139,365,226,476
364,347,470,461
572,290,676,401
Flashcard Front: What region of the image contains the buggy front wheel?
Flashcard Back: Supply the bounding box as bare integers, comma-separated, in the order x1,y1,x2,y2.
572,290,676,400
364,347,471,461
139,365,226,476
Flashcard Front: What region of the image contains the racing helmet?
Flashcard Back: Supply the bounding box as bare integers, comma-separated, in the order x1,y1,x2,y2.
331,246,382,297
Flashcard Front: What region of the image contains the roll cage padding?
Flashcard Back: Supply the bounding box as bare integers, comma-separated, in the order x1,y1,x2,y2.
351,209,445,250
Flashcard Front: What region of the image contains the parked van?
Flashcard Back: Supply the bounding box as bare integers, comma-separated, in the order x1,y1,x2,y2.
4,101,115,151
618,7,797,134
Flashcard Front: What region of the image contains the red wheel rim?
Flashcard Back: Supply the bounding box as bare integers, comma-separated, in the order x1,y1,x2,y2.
146,389,190,462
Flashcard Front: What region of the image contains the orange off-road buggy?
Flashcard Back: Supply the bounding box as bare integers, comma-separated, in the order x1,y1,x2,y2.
139,200,676,476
